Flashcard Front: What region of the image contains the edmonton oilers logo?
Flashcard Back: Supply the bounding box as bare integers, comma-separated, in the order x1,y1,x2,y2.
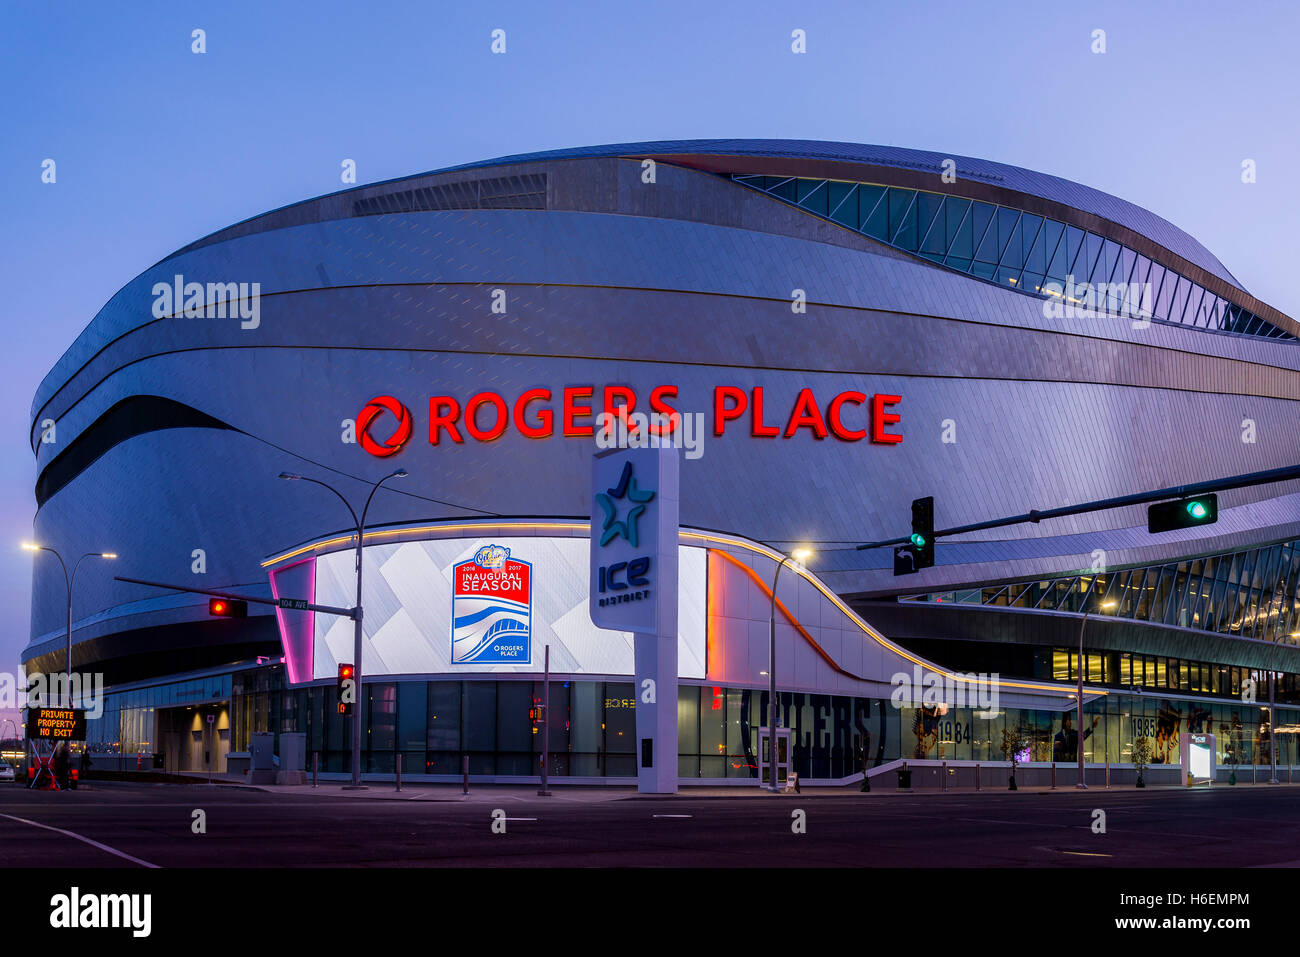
358,395,412,457
452,545,532,665
473,544,509,569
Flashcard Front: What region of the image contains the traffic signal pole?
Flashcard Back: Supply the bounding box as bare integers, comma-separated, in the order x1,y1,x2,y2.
857,464,1300,552
113,576,357,620
538,644,551,797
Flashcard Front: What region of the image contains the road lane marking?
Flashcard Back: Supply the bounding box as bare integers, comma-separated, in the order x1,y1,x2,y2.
652,814,693,818
0,812,159,868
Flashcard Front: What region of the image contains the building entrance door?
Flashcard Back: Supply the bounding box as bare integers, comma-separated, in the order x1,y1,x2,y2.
156,703,230,773
757,727,792,788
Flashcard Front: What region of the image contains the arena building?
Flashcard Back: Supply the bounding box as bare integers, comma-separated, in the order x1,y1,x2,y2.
25,140,1300,784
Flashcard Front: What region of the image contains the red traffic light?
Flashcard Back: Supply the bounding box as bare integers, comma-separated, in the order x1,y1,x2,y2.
336,663,356,716
208,597,247,618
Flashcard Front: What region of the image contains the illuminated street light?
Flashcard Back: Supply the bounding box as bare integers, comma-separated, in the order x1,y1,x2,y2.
278,468,407,788
21,543,118,690
767,546,812,793
1075,598,1118,788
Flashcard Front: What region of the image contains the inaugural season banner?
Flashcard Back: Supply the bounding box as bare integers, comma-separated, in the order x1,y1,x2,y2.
451,545,532,665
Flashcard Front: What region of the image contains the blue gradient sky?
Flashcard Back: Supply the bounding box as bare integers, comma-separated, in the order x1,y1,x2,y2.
2,0,1298,700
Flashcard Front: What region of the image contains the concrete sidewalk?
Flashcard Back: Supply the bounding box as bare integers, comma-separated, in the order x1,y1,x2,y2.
175,777,1300,803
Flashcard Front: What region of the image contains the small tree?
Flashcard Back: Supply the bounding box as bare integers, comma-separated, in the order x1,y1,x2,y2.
1131,735,1152,788
1000,725,1031,790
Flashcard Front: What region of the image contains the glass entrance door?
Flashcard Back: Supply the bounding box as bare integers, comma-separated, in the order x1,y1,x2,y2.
757,727,792,787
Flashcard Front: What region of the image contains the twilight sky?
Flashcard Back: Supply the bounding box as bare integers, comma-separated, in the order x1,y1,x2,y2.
2,0,1298,707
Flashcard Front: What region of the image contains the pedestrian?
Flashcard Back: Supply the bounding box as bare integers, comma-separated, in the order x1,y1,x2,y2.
53,742,70,791
860,729,872,792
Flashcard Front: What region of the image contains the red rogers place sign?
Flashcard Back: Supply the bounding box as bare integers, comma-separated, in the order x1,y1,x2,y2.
358,385,902,454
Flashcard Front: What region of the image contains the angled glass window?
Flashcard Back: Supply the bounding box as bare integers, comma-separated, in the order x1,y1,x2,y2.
942,198,975,272
1207,292,1226,330
797,178,829,215
1121,254,1151,315
902,536,1300,648
887,188,918,247
826,181,856,226
1184,284,1206,327
856,184,886,231
730,175,1295,341
972,206,1014,279
964,202,997,277
1207,296,1227,330
915,192,947,261
861,187,890,240
1076,231,1104,285
766,177,797,202
1039,220,1067,286
1129,254,1151,290
1061,226,1087,282
1019,216,1048,292
995,211,1028,287
1151,265,1172,319
1116,246,1136,287
1093,238,1120,287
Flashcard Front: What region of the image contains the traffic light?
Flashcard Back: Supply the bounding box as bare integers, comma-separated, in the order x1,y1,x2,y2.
910,496,935,569
1148,494,1218,534
337,663,355,716
892,497,935,576
208,598,247,618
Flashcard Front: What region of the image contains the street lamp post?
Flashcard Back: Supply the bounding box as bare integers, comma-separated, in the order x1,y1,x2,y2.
1075,597,1117,789
22,544,117,694
1267,634,1297,785
767,547,811,793
279,469,407,788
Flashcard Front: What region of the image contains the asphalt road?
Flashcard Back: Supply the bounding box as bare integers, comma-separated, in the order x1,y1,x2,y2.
1,781,1297,868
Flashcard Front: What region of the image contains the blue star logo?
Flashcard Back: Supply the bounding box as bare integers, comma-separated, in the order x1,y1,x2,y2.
596,461,655,547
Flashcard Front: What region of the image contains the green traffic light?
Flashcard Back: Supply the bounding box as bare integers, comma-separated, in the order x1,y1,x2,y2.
1186,500,1208,520
910,533,927,548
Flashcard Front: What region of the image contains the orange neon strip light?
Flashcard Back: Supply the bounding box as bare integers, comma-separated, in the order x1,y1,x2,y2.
711,548,863,680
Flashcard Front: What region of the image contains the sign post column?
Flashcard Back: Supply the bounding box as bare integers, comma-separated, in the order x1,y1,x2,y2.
590,445,679,795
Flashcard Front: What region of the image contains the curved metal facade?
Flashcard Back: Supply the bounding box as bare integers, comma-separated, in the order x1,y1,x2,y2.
25,142,1300,681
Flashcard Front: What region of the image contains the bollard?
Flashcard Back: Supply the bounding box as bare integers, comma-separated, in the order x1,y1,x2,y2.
396,753,402,792
1051,761,1056,789
941,761,947,791
975,763,981,791
312,752,319,789
462,754,469,794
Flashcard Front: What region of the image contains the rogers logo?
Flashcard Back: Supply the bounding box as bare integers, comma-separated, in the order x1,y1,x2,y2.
358,395,412,457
